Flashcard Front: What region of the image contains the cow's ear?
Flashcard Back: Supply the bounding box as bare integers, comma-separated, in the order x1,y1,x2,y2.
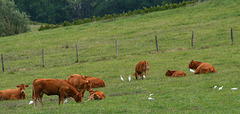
16,85,20,88
25,85,29,87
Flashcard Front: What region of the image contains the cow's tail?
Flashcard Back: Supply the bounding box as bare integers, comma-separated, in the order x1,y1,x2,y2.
32,79,37,100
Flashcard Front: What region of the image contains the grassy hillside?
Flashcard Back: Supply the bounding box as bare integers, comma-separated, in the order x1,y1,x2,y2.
0,0,240,113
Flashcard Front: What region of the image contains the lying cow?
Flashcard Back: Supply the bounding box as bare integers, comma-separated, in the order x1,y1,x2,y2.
85,76,105,88
132,61,149,80
68,74,92,98
165,70,186,77
188,60,216,74
0,84,29,100
85,90,106,102
32,79,82,107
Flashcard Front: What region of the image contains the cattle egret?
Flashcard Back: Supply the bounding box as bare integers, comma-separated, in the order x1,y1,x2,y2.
28,100,34,105
231,88,238,90
190,69,195,73
149,93,153,96
128,75,131,81
213,86,217,89
148,97,154,100
218,86,223,90
143,75,146,79
120,75,124,81
64,99,68,104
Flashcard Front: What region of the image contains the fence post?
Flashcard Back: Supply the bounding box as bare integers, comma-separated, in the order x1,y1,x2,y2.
155,35,159,53
192,31,194,48
76,44,79,62
42,49,45,67
231,28,233,45
1,54,4,72
115,40,118,58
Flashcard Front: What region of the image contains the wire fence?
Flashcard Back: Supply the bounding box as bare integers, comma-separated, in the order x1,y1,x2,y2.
1,28,238,72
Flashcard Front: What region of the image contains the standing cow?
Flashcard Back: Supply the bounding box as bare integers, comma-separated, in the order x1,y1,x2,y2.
68,74,92,98
32,79,82,107
132,61,149,80
188,60,216,74
165,70,186,77
0,84,29,100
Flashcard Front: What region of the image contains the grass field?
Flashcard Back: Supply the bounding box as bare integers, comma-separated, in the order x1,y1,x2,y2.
0,0,240,113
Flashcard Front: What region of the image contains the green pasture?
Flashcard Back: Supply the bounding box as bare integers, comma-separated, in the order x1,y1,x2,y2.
0,0,240,113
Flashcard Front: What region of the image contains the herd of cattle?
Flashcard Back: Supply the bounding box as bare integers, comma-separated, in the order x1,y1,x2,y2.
0,60,216,106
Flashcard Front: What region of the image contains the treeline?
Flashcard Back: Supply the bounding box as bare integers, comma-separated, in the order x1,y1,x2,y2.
14,0,192,24
38,1,194,31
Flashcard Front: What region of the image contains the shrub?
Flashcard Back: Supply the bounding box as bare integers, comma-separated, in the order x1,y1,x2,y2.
38,25,45,31
63,21,71,26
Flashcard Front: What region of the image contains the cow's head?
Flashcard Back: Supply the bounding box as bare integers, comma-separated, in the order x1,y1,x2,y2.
188,60,198,69
165,70,172,76
74,93,82,103
84,81,92,91
16,84,29,93
94,94,101,100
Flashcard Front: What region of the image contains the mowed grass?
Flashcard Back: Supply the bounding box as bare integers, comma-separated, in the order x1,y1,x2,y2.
0,0,240,113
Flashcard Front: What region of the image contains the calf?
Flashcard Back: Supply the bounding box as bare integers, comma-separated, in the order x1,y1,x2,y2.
68,74,92,98
165,70,186,77
0,84,29,100
32,79,82,107
85,76,105,88
132,61,149,80
188,60,216,74
86,90,106,102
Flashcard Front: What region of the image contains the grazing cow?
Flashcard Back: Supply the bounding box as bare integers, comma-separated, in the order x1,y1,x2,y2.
86,90,106,102
188,60,216,74
132,61,149,80
0,84,29,100
68,74,92,97
85,76,105,88
165,70,186,77
32,79,82,107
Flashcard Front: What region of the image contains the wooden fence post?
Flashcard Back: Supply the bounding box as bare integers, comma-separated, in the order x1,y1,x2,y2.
115,40,118,58
231,28,233,45
155,35,159,53
42,49,45,67
76,44,79,62
1,54,4,72
192,31,194,48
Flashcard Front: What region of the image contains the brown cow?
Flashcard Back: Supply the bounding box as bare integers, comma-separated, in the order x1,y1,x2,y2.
0,84,29,100
68,74,92,98
165,70,186,77
188,60,216,74
132,61,149,80
85,90,106,102
85,76,105,88
32,79,82,107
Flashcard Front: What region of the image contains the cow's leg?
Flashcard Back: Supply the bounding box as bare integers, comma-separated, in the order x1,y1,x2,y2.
59,89,65,104
140,72,144,80
200,67,209,74
194,68,201,74
135,72,139,80
39,94,44,106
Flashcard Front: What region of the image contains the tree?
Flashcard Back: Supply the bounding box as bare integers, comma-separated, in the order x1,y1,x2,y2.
0,0,30,37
